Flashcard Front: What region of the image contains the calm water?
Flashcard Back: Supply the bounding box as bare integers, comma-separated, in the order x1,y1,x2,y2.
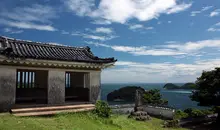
101,83,207,110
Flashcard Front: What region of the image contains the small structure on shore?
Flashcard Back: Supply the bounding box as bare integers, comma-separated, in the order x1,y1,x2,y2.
0,36,116,112
129,89,151,121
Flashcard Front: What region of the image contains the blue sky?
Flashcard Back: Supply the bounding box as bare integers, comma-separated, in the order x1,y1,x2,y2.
0,0,220,83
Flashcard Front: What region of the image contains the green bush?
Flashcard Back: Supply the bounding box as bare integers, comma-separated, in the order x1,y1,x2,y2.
164,119,179,128
143,89,168,105
174,110,188,119
184,108,214,118
93,100,112,118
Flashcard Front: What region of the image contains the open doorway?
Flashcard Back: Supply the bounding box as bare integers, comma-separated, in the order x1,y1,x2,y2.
16,69,48,104
65,72,89,102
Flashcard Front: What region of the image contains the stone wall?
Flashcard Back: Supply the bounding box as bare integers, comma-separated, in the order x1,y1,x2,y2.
48,70,65,104
89,71,101,103
144,105,175,119
0,67,16,112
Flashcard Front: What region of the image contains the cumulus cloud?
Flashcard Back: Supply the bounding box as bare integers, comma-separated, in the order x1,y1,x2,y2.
102,59,220,83
210,9,220,17
65,0,192,24
0,4,57,31
86,39,220,56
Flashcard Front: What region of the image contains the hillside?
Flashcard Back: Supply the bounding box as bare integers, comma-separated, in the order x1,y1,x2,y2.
163,83,197,90
0,113,187,130
107,86,145,102
163,83,180,89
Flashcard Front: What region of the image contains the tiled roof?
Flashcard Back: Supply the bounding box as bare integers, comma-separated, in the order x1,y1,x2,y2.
0,36,116,64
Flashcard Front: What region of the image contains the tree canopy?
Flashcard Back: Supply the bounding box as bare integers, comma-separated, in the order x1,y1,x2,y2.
143,89,168,105
191,67,220,124
190,68,220,106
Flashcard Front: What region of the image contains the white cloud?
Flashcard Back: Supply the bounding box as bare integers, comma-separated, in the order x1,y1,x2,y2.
61,30,70,35
190,11,200,16
207,28,220,32
207,22,220,32
3,28,23,34
72,32,117,41
0,19,56,31
0,4,57,31
129,24,144,30
210,9,220,17
65,0,94,16
128,24,154,30
87,39,220,56
201,6,213,11
91,19,112,25
215,22,220,26
86,41,185,56
164,40,220,52
65,0,192,24
166,3,192,14
102,59,220,83
95,27,113,34
168,21,172,23
165,41,178,44
190,6,213,16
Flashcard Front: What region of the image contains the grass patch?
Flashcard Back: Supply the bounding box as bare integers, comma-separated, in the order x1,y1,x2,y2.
0,112,187,130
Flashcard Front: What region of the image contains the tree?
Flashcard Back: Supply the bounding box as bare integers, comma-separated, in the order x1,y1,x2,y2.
190,68,220,124
143,89,168,105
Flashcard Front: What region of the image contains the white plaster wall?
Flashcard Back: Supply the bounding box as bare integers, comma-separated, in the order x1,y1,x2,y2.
0,66,16,111
48,70,65,104
89,71,101,103
144,106,175,119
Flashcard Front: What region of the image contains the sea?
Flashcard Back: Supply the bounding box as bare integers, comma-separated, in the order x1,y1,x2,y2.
101,83,208,110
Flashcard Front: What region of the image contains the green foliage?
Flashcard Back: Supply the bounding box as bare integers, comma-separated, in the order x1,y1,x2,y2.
184,108,214,118
164,83,197,90
143,89,168,105
163,119,180,128
107,86,145,102
93,100,112,118
0,113,187,130
174,108,214,119
181,83,197,89
174,110,189,119
190,67,220,106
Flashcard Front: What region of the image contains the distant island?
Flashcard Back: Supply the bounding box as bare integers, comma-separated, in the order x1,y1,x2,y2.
163,83,197,90
107,86,145,102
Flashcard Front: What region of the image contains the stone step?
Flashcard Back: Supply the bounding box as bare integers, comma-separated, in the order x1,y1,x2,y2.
13,107,95,117
11,104,95,114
